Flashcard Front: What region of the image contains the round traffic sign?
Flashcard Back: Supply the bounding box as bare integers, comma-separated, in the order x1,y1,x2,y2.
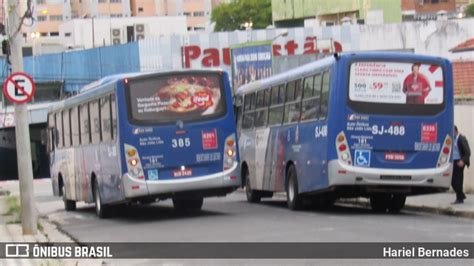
3,72,36,104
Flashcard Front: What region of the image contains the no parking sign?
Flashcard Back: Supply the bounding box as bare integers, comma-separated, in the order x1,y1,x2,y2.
3,72,35,104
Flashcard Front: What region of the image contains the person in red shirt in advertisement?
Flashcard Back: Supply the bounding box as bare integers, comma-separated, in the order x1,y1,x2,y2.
402,63,431,104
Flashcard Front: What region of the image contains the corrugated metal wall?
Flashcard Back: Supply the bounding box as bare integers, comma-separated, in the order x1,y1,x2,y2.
17,42,140,92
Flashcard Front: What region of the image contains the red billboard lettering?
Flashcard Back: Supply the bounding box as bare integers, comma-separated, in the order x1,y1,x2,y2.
202,48,220,67
183,45,201,68
284,40,298,55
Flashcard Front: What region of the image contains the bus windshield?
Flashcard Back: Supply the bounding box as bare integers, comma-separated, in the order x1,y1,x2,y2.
348,61,445,116
127,73,226,125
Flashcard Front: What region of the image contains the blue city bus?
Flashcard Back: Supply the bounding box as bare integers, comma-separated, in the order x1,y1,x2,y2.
235,53,453,212
47,70,240,218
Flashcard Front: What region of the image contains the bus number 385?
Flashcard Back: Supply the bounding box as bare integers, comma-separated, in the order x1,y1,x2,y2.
172,138,191,148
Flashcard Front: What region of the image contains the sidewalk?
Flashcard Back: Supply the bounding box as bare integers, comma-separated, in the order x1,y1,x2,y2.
0,181,102,266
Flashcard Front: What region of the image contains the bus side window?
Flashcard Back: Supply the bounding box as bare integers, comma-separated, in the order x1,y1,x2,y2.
320,70,331,120
284,81,302,124
80,104,90,144
270,86,279,105
111,95,117,140
254,89,269,128
269,84,285,126
286,81,295,102
101,96,111,143
56,113,63,148
294,79,302,100
303,76,313,98
71,106,80,146
63,110,71,148
278,84,286,104
301,74,321,121
264,88,271,106
90,100,101,144
242,93,256,129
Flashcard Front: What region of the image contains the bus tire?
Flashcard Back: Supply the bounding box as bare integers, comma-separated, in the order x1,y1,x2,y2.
93,179,109,218
370,194,389,213
286,164,302,210
61,182,76,211
388,194,406,213
172,197,203,212
244,168,261,203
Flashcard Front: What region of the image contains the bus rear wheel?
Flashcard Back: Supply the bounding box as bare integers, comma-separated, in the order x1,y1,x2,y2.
61,183,76,211
93,179,110,218
286,165,302,211
388,194,406,213
244,168,261,203
173,197,203,212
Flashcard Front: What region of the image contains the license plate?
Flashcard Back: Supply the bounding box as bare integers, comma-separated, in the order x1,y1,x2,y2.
380,175,411,180
384,152,405,161
173,169,192,177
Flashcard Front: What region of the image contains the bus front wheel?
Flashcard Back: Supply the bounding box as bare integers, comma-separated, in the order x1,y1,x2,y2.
61,183,76,211
244,168,261,203
286,165,302,211
172,197,203,212
93,179,110,218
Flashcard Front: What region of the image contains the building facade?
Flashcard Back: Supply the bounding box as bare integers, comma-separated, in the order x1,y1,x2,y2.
272,0,402,27
401,0,458,21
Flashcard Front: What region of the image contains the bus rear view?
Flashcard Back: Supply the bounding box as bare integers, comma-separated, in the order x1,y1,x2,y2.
331,53,453,212
121,71,240,211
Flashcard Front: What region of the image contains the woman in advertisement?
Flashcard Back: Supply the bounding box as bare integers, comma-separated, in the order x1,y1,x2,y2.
402,63,432,104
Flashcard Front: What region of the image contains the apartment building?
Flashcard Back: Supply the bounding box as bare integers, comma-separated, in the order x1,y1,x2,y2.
131,0,227,31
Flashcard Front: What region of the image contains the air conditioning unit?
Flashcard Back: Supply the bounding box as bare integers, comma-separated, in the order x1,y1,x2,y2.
111,28,122,45
134,24,145,40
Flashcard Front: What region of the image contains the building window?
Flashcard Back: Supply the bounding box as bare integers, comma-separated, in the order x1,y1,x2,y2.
50,32,59,36
37,0,45,4
110,14,123,18
138,7,144,12
37,15,47,22
40,32,48,36
98,0,107,3
193,11,205,17
65,32,71,37
49,15,63,21
110,0,122,3
184,12,191,16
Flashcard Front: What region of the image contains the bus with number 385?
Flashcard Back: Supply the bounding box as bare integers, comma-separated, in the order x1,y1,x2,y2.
235,52,453,212
47,70,240,218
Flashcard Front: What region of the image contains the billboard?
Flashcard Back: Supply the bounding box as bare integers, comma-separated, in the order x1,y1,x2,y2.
231,42,273,91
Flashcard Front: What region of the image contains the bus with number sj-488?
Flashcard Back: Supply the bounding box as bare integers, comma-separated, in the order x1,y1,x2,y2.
235,52,453,212
47,70,240,218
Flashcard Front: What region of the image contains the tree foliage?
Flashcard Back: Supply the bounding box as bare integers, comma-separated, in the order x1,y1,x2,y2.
211,0,272,32
466,4,474,17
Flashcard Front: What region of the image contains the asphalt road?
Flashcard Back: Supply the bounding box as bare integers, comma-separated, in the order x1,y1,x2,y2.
2,179,473,265
20,179,473,243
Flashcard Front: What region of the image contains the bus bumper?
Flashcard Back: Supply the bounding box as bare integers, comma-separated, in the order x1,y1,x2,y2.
122,163,241,199
328,160,452,190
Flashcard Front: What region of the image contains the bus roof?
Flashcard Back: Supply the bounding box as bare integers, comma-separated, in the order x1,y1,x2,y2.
234,52,449,96
49,69,226,113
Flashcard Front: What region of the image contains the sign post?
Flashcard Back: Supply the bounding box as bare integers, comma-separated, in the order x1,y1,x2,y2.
5,0,37,235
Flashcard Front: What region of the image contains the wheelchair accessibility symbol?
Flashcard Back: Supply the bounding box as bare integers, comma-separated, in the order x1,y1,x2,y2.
354,150,371,167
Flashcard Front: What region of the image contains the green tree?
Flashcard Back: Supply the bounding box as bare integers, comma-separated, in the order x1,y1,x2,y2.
466,4,474,17
211,0,272,32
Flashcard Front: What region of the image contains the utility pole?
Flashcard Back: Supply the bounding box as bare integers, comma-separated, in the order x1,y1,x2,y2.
7,0,37,235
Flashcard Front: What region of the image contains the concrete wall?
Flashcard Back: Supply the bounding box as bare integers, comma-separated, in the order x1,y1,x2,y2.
454,104,474,192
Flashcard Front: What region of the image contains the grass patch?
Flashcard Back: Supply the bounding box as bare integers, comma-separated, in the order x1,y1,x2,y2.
3,196,21,223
